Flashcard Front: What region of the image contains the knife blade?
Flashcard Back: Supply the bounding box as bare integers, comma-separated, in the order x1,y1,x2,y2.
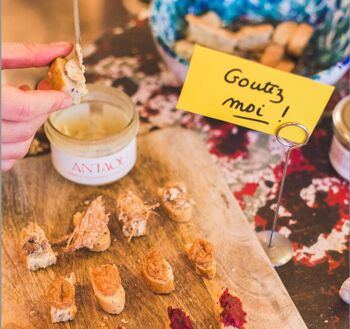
73,0,81,46
72,0,84,69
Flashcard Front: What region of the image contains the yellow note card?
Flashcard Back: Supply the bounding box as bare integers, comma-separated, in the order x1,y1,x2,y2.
177,45,335,144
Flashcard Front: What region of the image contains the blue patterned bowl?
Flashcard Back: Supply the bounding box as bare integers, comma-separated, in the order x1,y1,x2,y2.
150,0,350,84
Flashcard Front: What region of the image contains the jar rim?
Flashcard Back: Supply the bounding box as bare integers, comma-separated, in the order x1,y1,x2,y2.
46,84,137,146
333,95,350,147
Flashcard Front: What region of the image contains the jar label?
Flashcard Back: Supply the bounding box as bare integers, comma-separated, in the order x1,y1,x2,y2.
51,139,137,185
329,136,350,181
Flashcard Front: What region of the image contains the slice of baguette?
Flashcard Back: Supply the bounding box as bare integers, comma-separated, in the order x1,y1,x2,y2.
89,226,111,252
260,43,285,67
237,24,274,51
66,196,111,252
275,59,295,72
48,49,87,105
70,210,111,252
186,14,239,53
174,40,195,61
18,222,56,271
142,249,174,294
272,21,298,46
200,11,222,28
287,23,314,57
185,238,216,279
117,191,159,242
158,182,194,223
47,273,77,323
89,264,125,314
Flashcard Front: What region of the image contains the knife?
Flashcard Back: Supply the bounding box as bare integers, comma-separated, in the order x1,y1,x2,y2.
72,0,83,69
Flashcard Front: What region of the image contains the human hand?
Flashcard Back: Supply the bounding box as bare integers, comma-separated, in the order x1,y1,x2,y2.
2,42,73,171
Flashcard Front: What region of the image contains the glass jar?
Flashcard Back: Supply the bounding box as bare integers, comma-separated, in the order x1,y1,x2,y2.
45,84,139,185
329,95,350,181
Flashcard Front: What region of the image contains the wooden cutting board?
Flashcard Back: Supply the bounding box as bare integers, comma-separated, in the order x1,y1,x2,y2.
2,127,307,329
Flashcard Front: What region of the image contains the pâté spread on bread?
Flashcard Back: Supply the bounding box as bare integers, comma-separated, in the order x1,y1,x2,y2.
66,196,111,252
186,238,216,279
142,248,175,294
117,190,159,242
48,45,87,104
89,264,125,314
47,273,77,323
18,222,56,271
158,182,194,222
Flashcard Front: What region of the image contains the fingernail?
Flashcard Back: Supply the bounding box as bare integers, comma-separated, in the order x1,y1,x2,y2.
62,97,73,108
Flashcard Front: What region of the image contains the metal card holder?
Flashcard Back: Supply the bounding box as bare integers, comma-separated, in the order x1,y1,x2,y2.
257,122,310,267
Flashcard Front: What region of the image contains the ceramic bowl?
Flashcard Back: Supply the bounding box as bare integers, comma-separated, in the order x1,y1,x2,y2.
150,0,350,84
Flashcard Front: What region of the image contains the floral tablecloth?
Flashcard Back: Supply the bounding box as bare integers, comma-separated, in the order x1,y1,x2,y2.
32,11,349,329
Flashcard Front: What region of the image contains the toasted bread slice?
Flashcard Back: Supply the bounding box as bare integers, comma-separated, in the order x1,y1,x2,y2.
117,191,159,242
237,24,274,51
66,196,111,252
174,40,195,61
48,46,87,104
275,59,295,72
142,249,174,294
200,11,222,28
47,273,77,323
18,222,56,271
272,21,298,46
186,238,216,279
90,264,125,314
158,182,194,223
166,306,194,329
287,23,314,57
260,43,285,67
186,14,239,53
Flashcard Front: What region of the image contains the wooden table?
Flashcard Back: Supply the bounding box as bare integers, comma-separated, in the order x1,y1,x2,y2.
3,128,307,328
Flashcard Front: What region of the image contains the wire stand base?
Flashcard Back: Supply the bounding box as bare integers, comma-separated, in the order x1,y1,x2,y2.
257,122,310,267
257,231,294,267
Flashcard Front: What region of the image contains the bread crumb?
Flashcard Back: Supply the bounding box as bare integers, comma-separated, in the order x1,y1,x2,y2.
103,316,108,320
121,318,128,323
28,138,44,155
189,298,193,302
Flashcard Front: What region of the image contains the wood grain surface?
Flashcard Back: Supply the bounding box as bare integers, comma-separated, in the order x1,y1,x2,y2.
2,127,307,329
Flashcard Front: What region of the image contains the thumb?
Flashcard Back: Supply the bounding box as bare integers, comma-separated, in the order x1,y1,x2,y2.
37,79,51,91
2,86,72,122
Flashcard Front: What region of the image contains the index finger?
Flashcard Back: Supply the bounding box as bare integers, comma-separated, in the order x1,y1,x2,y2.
2,86,72,121
2,42,73,69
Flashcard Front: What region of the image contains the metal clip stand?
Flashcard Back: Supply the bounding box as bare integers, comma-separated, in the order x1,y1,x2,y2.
257,122,310,267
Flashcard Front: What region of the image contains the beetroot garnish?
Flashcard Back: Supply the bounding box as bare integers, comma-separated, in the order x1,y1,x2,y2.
168,306,194,329
219,289,247,329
